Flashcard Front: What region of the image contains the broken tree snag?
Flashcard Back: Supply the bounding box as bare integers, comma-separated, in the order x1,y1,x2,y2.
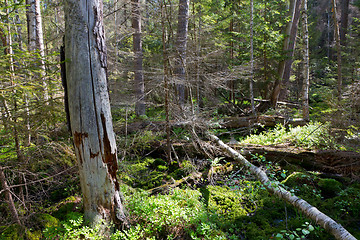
207,133,356,240
64,0,128,228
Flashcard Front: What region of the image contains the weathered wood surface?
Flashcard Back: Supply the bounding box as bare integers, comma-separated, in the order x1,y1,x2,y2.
64,0,127,227
208,133,357,240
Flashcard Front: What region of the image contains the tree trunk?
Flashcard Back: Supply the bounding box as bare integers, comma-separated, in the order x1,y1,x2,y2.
161,0,171,162
208,134,357,240
279,0,302,101
132,0,146,116
0,167,22,226
302,0,310,121
331,0,342,101
340,0,350,46
270,0,298,108
64,0,128,227
175,0,190,106
26,0,48,102
250,0,256,115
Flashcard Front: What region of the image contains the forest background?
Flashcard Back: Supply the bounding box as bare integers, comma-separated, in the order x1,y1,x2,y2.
0,0,360,239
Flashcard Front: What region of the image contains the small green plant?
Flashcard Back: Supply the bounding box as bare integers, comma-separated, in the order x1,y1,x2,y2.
274,222,315,240
241,122,338,150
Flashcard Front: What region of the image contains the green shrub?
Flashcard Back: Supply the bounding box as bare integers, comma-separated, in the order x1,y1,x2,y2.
241,122,337,149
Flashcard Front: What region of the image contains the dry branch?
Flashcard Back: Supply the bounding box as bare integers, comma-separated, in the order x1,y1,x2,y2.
208,133,357,240
148,171,202,195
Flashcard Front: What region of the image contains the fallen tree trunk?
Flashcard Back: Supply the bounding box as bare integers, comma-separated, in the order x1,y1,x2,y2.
221,115,307,128
208,133,356,240
116,116,308,135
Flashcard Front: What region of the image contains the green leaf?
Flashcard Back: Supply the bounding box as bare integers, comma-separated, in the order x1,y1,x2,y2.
302,229,310,235
308,225,315,231
289,234,295,240
275,233,283,239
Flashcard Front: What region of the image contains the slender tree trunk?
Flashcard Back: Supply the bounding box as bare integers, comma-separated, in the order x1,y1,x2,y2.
279,0,302,101
175,0,190,106
229,18,235,103
270,0,297,108
196,6,204,109
331,0,342,101
0,167,22,226
263,0,269,98
26,0,48,102
162,0,171,162
64,0,128,227
340,0,350,46
250,0,255,115
132,0,146,116
209,134,357,240
302,0,309,121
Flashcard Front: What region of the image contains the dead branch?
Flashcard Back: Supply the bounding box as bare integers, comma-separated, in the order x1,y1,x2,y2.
148,171,202,195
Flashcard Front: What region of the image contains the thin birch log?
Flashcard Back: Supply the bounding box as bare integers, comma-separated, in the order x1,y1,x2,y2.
208,133,357,240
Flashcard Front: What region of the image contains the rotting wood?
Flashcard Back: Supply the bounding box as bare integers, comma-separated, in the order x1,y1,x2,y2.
208,133,357,240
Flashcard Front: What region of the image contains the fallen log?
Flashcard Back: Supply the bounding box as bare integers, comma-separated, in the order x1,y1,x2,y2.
221,115,307,128
115,116,308,135
208,133,357,240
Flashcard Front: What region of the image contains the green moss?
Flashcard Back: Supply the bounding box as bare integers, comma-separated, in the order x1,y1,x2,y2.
26,229,42,240
318,178,342,197
170,168,186,180
282,172,316,187
34,213,60,229
157,165,167,171
207,186,248,220
0,224,24,240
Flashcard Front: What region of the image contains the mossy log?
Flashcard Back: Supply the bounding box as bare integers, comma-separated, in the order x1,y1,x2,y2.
208,133,357,240
238,144,360,176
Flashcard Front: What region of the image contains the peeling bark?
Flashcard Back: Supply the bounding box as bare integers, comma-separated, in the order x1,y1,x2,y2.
208,133,357,240
64,0,128,227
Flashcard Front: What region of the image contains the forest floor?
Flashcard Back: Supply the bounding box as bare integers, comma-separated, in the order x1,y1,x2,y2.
1,110,360,240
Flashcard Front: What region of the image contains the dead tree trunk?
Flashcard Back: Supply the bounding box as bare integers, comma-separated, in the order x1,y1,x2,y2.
331,0,342,101
64,0,128,227
340,0,350,46
250,0,256,115
208,133,356,240
301,0,310,121
175,0,190,106
270,0,301,107
132,0,146,116
279,0,302,101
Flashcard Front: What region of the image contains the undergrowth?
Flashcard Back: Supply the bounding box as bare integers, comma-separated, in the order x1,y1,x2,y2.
240,122,339,149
